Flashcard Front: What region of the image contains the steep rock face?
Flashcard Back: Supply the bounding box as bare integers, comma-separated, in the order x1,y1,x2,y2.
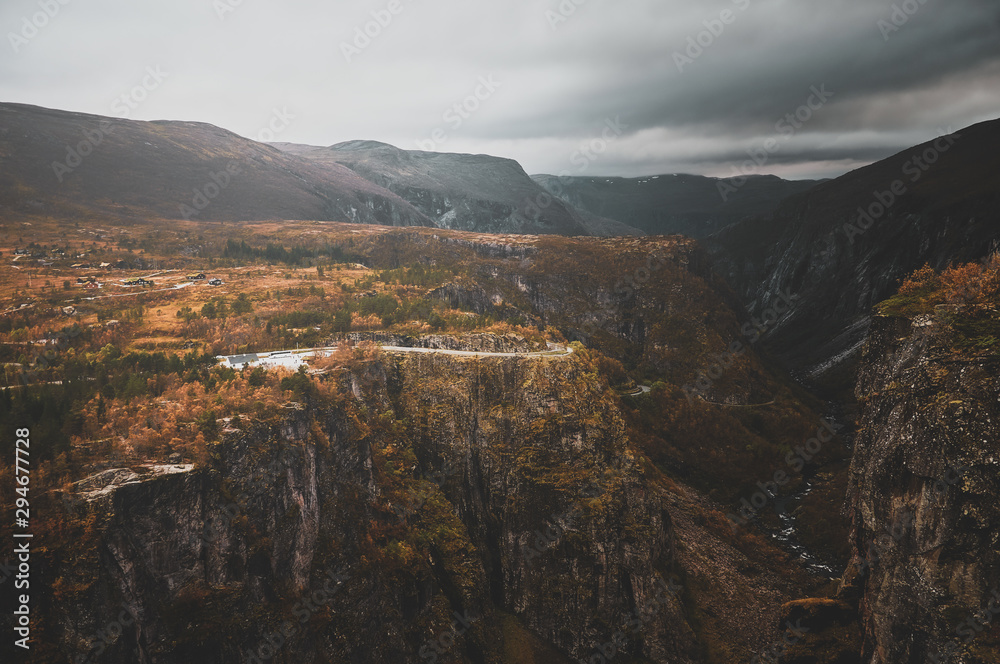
420,235,774,404
274,141,642,237
46,350,697,663
386,351,697,661
707,119,1000,386
845,313,1000,663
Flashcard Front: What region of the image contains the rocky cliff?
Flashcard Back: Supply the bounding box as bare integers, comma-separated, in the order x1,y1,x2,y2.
707,119,1000,389
275,141,641,237
36,348,698,663
844,312,1000,663
0,228,853,663
344,332,543,353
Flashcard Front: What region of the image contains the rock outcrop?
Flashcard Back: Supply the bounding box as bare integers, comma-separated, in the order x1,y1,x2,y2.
845,313,1000,663
345,332,543,353
707,119,1000,387
44,348,698,663
275,140,642,237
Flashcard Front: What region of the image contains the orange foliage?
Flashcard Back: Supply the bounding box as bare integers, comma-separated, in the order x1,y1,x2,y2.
898,254,1000,312
351,312,382,331
311,341,355,372
898,263,939,295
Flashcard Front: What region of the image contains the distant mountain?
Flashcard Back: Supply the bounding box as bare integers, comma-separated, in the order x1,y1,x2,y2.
0,103,432,226
0,103,634,236
530,172,822,238
273,140,641,237
708,118,1000,388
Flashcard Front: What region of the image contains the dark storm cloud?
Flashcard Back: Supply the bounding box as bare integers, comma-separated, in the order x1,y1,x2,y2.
1,0,998,179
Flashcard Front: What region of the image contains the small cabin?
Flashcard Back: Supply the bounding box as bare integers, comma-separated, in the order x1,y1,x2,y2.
208,278,223,286
187,273,206,281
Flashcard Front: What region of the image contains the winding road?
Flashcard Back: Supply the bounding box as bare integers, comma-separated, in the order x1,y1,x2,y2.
378,342,573,359
219,341,574,370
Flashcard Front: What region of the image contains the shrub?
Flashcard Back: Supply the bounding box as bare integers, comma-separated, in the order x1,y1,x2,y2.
196,409,219,440
248,367,267,388
232,293,253,315
898,264,939,295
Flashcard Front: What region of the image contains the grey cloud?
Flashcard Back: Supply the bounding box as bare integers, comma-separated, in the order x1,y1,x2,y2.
0,0,997,180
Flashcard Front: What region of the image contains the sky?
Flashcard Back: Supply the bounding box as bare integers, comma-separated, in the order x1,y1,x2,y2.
1,0,999,180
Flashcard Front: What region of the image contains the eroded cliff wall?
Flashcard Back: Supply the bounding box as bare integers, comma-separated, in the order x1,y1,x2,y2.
846,313,1000,663
46,348,697,663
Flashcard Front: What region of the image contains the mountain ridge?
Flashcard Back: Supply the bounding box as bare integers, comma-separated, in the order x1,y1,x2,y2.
271,140,642,237
0,102,435,227
530,171,823,238
0,102,636,237
706,117,1000,390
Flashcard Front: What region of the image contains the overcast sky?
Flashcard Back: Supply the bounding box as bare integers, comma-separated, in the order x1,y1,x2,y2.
2,0,999,179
